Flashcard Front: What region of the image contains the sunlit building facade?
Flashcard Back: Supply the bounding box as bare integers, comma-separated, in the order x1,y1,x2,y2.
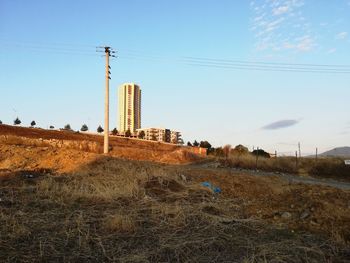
118,83,141,133
136,127,182,144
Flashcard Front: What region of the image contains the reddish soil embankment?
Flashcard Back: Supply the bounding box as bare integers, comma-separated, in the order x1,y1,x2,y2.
0,124,206,164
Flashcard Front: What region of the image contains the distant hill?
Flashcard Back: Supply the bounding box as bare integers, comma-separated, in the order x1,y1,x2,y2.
320,147,350,157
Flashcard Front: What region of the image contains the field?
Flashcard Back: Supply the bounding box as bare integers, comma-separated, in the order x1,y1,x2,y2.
221,153,350,182
0,125,350,262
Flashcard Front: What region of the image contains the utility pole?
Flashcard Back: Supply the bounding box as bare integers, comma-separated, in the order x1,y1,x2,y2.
97,46,116,154
255,146,259,170
298,142,301,158
104,47,110,154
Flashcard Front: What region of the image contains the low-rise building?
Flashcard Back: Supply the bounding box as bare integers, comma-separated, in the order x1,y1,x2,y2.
136,127,182,144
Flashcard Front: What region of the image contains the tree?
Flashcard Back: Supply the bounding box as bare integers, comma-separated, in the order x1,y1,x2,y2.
199,141,215,154
200,141,212,149
64,124,71,130
30,121,36,127
125,129,131,137
97,125,104,133
0,120,2,124
138,130,145,139
252,149,270,158
14,117,21,125
49,125,54,129
232,144,249,155
111,128,118,135
80,124,88,132
193,140,199,147
187,141,192,147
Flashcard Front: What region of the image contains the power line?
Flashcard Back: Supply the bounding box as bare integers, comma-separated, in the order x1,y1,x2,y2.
0,38,96,48
0,40,99,57
114,49,350,73
1,39,350,73
118,49,350,68
182,56,350,68
119,54,350,74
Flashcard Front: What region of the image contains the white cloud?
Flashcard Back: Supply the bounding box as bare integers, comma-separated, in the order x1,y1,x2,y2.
250,0,314,53
273,6,289,15
295,35,314,51
336,31,348,40
327,48,336,54
282,36,314,52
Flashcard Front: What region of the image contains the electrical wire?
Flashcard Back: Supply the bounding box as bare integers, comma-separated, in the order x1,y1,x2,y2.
118,54,350,74
1,39,350,73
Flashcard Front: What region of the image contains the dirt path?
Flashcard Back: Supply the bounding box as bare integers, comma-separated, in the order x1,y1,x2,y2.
193,162,350,190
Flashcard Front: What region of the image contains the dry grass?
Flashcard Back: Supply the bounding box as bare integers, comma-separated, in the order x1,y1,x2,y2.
0,125,204,165
222,153,350,181
1,145,350,262
0,135,51,148
103,214,137,233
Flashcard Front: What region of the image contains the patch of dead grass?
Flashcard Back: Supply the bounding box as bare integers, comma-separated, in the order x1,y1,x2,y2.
103,214,137,233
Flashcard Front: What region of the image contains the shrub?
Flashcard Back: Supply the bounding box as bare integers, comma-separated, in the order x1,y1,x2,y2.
30,121,36,127
213,147,224,157
309,159,350,179
64,124,71,130
49,126,54,129
223,145,232,159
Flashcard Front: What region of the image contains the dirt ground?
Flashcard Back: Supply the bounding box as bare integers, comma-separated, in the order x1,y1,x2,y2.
0,124,204,165
1,132,350,262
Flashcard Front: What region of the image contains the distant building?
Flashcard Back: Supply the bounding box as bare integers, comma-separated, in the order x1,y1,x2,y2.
118,83,141,133
136,127,182,144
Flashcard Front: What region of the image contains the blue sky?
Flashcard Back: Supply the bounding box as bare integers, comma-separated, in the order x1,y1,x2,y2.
0,0,350,155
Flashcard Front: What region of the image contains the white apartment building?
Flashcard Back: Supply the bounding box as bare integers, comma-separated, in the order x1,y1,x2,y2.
118,83,141,133
136,127,182,144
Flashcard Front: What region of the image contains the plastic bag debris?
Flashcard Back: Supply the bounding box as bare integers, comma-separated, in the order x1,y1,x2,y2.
201,182,222,194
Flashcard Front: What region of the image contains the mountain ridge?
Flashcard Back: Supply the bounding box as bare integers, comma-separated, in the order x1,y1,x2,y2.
320,146,350,157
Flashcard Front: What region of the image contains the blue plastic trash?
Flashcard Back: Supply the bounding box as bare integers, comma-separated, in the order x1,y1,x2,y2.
201,182,212,188
213,187,222,193
201,181,222,194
